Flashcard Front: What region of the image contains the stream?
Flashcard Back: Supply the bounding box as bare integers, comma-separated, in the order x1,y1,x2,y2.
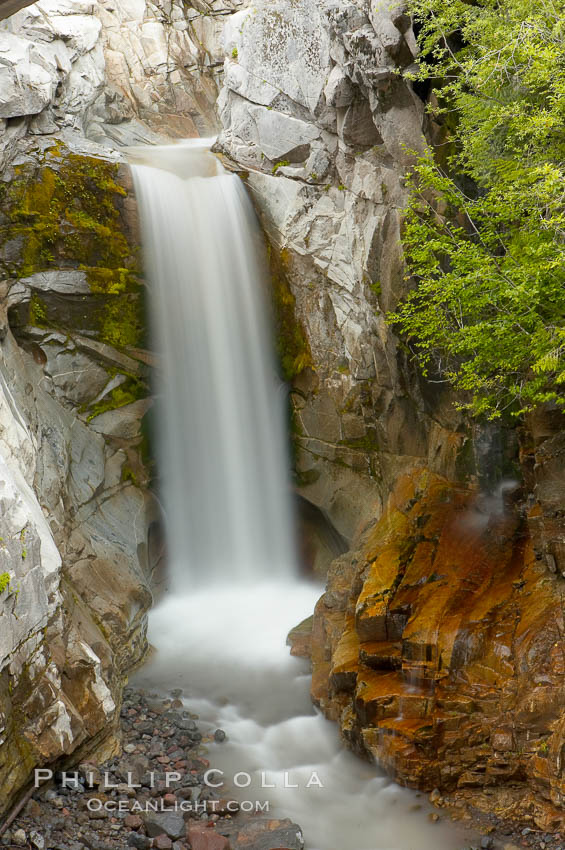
135,582,471,850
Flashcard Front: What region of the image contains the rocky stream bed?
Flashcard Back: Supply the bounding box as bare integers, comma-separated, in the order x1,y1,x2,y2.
0,688,304,850
2,685,564,850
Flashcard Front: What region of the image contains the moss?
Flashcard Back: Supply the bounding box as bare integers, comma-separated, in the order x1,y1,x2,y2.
2,143,145,350
121,464,139,486
268,245,312,382
338,432,380,452
231,46,238,59
28,292,48,328
0,572,11,593
86,376,145,422
1,146,138,284
97,295,144,349
272,160,290,174
86,266,137,295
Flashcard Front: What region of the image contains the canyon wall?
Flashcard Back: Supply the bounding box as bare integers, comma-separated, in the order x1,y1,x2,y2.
216,0,565,830
216,0,467,543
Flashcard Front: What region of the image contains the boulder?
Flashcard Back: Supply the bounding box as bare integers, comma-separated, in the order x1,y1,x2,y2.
0,32,55,118
144,812,185,840
186,826,230,850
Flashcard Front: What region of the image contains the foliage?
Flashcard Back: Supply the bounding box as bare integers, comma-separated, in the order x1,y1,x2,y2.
2,149,136,285
0,572,11,594
389,0,565,417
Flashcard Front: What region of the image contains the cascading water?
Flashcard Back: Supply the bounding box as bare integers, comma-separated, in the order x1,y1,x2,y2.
129,141,468,850
130,139,295,585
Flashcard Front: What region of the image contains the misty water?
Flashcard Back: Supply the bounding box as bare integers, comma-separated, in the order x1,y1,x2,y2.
130,141,471,850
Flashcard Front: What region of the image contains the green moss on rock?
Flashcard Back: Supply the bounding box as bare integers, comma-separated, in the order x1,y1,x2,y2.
2,148,137,283
337,432,380,452
268,245,312,382
28,292,48,328
96,295,144,349
2,143,145,351
85,376,146,422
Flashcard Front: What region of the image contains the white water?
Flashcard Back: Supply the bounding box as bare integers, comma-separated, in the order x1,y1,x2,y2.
130,141,469,850
130,140,295,585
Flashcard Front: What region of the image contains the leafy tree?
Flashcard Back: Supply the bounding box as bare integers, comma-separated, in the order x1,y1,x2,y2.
389,0,565,417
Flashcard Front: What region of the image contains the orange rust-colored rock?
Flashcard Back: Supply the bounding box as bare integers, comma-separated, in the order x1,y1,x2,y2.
310,468,565,829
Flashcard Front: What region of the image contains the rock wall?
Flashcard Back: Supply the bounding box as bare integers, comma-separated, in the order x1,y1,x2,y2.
306,469,565,830
217,0,565,829
0,135,160,813
216,0,466,545
0,0,242,147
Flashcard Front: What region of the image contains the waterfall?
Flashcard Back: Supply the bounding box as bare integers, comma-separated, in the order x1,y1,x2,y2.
129,140,295,586
130,140,465,850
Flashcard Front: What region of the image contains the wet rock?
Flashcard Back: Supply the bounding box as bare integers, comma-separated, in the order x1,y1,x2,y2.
230,819,304,850
213,729,226,743
309,469,565,822
127,834,151,850
144,812,185,840
286,616,313,659
186,826,230,850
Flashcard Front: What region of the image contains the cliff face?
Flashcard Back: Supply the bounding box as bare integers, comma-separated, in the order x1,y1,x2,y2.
309,470,565,830
216,0,565,829
0,0,241,146
216,0,466,544
0,136,158,813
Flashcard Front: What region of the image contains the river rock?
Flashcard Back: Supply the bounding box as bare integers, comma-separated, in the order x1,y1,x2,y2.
228,818,304,850
29,832,45,850
186,827,230,850
144,812,185,840
127,835,151,850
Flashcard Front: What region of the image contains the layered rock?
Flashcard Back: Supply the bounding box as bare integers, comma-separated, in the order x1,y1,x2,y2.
304,469,565,830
